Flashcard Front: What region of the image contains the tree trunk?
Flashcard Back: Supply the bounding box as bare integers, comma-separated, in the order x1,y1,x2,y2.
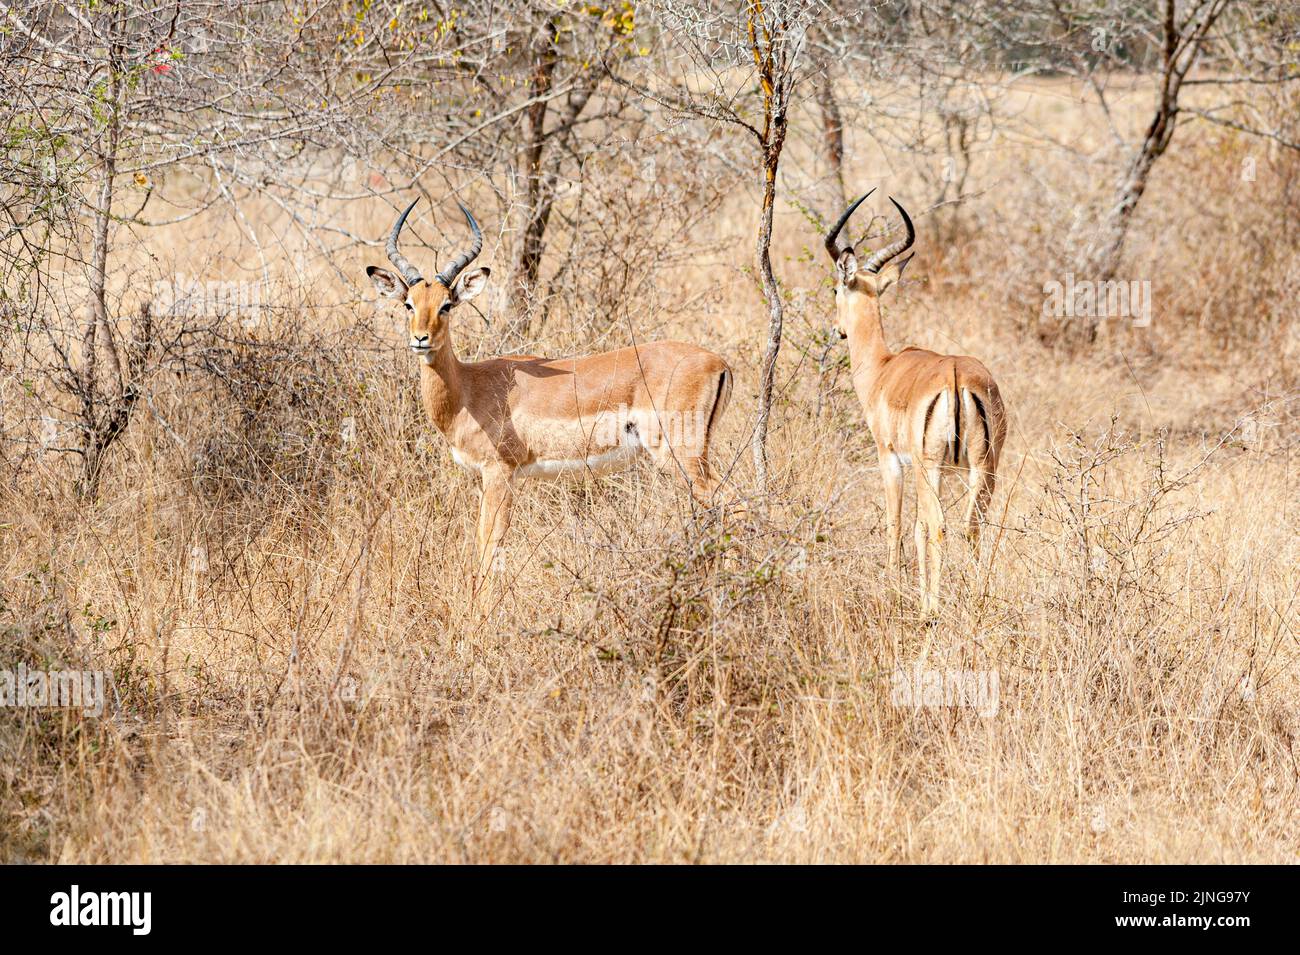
1087,96,1177,283
77,3,133,498
745,0,793,500
814,65,847,210
1075,0,1228,344
513,18,559,320
750,149,784,497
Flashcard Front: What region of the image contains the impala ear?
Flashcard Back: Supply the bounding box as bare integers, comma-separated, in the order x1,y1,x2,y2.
873,254,913,296
367,266,408,300
450,266,490,305
836,249,858,286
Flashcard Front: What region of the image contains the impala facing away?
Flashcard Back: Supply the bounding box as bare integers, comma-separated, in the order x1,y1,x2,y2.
824,189,1007,614
367,197,733,595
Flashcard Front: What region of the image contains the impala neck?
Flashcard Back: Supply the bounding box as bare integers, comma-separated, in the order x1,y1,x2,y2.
842,291,892,375
418,325,464,434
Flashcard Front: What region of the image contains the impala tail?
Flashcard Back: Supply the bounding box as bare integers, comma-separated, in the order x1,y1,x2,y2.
920,375,960,468
960,386,997,470
922,367,1000,473
958,378,1003,475
948,366,961,466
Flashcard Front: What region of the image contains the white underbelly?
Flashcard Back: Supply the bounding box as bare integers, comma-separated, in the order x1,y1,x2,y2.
516,445,640,480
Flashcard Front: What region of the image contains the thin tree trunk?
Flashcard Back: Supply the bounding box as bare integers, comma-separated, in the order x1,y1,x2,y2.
79,7,126,498
1077,0,1229,343
751,150,784,497
513,17,559,318
516,86,553,293
1085,21,1181,288
815,65,847,210
746,0,792,500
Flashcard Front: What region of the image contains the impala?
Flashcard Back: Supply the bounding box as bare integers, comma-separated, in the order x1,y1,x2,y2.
367,197,733,595
824,189,1007,614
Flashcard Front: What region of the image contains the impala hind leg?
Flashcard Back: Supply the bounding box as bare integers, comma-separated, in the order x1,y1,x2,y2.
683,454,719,505
680,367,734,509
648,442,717,506
963,465,996,552
646,381,729,509
957,387,997,553
914,463,945,616
473,470,515,601
687,367,732,508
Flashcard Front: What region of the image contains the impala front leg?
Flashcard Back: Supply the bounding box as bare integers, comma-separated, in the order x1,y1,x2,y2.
474,468,515,599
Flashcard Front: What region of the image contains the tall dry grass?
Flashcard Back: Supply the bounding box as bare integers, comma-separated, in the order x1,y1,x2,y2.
1,79,1297,863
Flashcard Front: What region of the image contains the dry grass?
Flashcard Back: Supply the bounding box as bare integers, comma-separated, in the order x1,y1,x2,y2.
2,79,1298,863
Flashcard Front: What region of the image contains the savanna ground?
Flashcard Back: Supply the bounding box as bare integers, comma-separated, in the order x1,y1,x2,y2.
2,76,1298,864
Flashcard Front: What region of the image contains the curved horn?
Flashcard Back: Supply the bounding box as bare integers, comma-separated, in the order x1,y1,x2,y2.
824,188,876,262
433,201,483,288
859,196,915,274
386,197,425,287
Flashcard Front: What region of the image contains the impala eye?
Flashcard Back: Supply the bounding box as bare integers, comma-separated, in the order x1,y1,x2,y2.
404,302,413,311
438,302,452,315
